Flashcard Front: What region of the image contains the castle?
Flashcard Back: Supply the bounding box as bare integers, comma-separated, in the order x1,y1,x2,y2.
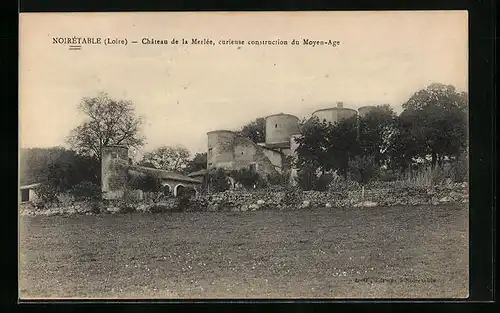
101,102,376,198
206,102,376,178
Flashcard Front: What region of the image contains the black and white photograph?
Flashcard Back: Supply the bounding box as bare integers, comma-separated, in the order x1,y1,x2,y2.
19,11,469,299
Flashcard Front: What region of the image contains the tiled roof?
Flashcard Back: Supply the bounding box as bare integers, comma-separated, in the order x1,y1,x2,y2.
187,169,208,177
20,183,41,190
128,165,202,184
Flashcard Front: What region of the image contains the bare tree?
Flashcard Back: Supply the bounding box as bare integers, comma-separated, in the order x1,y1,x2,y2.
67,92,146,161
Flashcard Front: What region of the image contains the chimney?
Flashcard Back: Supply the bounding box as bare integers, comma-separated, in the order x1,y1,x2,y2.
337,101,343,109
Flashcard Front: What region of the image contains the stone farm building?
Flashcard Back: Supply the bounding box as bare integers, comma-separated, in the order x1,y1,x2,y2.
101,145,202,199
19,183,41,203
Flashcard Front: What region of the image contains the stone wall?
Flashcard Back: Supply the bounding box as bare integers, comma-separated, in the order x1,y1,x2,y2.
184,183,468,212
20,183,468,216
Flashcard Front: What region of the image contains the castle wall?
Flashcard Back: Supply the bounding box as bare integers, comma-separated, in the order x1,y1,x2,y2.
232,135,280,175
262,147,283,171
207,130,282,176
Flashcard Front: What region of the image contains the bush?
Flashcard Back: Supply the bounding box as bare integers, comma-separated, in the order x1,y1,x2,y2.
149,204,170,214
401,165,448,187
114,189,142,213
450,153,468,182
128,171,162,192
326,175,355,197
175,186,197,212
230,168,262,189
267,172,289,186
296,167,317,191
315,173,334,191
378,168,399,182
348,155,379,186
184,197,209,212
36,183,59,205
295,166,334,191
207,168,231,192
90,200,103,214
69,181,101,200
283,185,303,207
56,193,75,207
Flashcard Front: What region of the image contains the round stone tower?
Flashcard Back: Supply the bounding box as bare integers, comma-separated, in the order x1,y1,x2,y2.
101,145,129,199
311,102,358,124
265,113,300,149
207,130,238,169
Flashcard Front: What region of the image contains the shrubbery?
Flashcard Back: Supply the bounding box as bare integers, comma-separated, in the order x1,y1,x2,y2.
450,153,468,183
114,189,143,213
69,181,101,200
230,168,260,189
348,155,379,186
35,183,59,205
295,166,334,191
207,168,231,192
175,186,197,212
267,172,289,186
128,171,162,192
283,185,303,206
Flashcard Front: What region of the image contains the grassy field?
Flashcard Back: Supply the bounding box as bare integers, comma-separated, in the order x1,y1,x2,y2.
19,204,468,299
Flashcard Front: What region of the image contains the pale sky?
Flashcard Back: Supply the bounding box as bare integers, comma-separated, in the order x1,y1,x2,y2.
19,11,468,156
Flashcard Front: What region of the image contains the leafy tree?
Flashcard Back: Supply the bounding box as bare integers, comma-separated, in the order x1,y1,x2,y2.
237,117,266,143
295,116,360,178
358,104,397,165
20,147,100,191
348,155,379,206
294,117,328,172
185,152,207,174
139,145,191,172
67,92,146,161
348,155,379,185
394,83,468,168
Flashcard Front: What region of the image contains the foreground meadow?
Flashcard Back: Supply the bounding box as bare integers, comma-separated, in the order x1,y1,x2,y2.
19,204,468,299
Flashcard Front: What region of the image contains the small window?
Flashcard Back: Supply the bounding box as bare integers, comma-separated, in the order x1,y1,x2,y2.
111,152,118,159
275,124,278,128
241,152,244,155
208,148,213,155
